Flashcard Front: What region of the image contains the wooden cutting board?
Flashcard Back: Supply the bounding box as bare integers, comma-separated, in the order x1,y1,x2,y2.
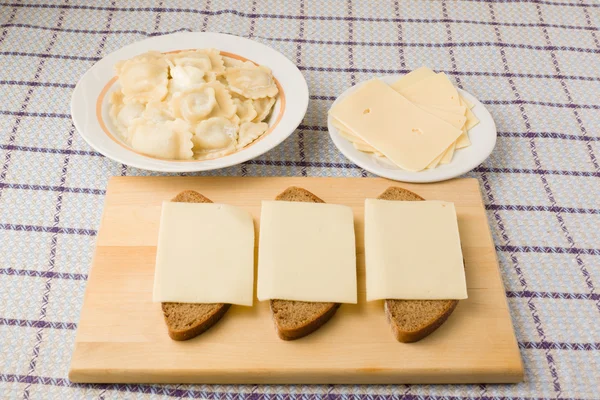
69,176,523,384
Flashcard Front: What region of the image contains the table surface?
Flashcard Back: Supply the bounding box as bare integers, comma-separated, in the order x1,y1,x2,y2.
1,0,599,398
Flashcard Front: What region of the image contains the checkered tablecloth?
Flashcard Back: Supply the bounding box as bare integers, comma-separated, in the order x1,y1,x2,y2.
1,0,599,398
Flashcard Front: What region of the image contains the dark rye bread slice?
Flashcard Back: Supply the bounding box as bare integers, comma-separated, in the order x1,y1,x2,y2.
160,190,231,341
269,187,341,340
377,186,459,343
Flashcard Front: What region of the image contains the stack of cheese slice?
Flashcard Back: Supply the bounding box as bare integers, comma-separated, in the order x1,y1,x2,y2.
329,67,480,172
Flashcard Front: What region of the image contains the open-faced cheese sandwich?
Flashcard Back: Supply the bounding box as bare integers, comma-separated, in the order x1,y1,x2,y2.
153,190,255,341
365,187,467,342
257,187,357,340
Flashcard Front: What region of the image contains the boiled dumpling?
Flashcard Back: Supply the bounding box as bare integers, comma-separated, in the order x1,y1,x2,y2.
143,101,175,123
252,96,276,122
237,122,268,148
167,49,225,78
222,56,244,69
168,64,206,93
129,118,194,160
204,81,236,119
233,98,258,123
115,51,168,103
109,91,145,141
225,64,278,99
170,85,217,123
193,116,237,154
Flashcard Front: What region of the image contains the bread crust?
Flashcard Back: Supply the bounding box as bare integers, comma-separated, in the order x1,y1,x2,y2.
160,190,231,341
377,186,460,343
269,187,340,340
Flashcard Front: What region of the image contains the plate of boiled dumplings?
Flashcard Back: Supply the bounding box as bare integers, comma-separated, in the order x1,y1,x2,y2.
71,32,309,172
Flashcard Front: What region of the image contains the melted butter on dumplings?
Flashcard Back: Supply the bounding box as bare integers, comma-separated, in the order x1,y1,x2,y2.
115,51,169,104
129,118,193,160
225,65,278,99
168,64,206,93
170,85,217,123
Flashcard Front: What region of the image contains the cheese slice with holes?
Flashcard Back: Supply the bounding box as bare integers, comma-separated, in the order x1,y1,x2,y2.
365,199,468,301
329,79,462,171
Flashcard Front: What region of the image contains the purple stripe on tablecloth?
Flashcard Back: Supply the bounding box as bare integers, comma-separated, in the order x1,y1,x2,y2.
310,95,600,109
0,143,102,156
473,166,600,178
0,80,75,88
0,0,597,15
301,66,600,82
0,110,71,118
0,182,105,195
498,131,600,142
6,38,600,55
296,0,307,177
0,50,99,61
0,267,88,281
497,243,599,257
506,290,600,301
0,223,97,236
520,341,600,350
261,37,600,53
0,318,77,330
3,18,600,33
487,204,600,215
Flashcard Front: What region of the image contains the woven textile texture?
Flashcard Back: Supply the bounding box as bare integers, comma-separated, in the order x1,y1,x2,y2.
1,0,600,398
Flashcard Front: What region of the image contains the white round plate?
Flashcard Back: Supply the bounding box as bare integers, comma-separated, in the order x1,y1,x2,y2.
71,32,309,173
327,76,497,183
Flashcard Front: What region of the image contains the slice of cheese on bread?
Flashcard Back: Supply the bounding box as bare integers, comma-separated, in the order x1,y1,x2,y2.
160,190,231,341
377,186,459,343
268,187,341,340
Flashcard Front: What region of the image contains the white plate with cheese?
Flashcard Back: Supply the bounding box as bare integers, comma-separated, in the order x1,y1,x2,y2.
327,73,497,183
71,32,309,173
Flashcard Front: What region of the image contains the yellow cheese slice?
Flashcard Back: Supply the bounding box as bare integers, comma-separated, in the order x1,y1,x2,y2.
391,66,436,91
455,127,471,149
257,201,357,303
332,117,386,157
329,79,463,171
152,202,255,306
465,107,480,131
419,105,466,129
460,94,475,109
364,199,468,301
440,141,457,164
426,150,445,169
392,72,461,108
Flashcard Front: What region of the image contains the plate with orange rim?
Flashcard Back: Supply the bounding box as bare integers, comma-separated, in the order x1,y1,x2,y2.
71,32,309,173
